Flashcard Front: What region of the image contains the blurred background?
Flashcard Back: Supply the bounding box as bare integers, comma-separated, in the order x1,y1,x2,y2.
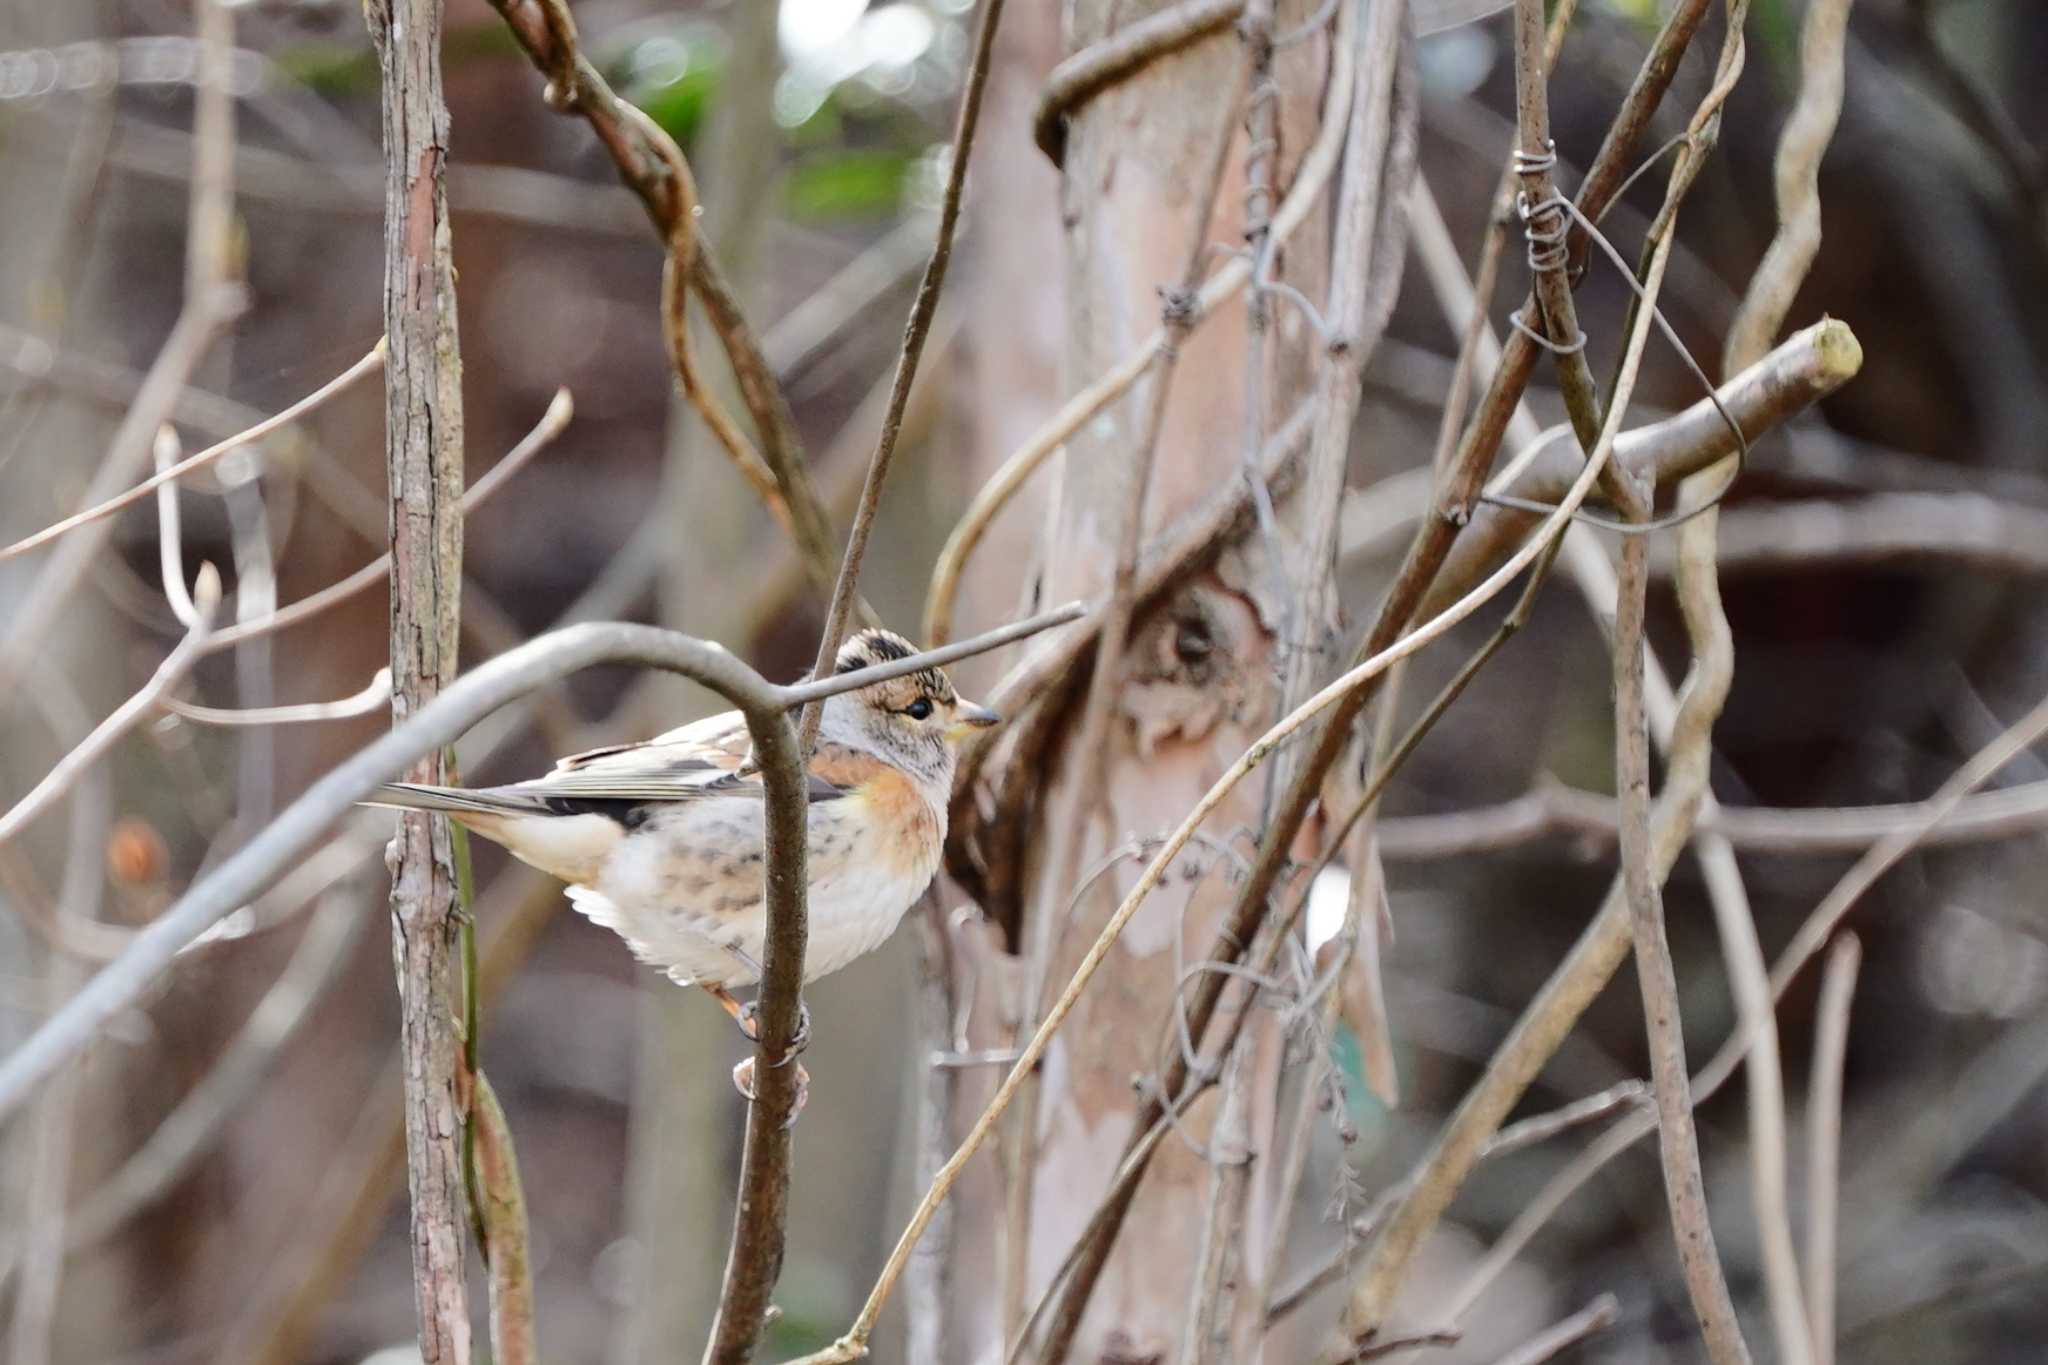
1,0,2046,1361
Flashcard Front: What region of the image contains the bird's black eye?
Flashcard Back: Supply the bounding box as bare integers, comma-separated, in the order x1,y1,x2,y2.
905,698,934,721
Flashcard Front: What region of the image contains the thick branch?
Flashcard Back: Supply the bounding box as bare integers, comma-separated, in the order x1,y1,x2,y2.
1415,319,1862,612
366,0,471,1354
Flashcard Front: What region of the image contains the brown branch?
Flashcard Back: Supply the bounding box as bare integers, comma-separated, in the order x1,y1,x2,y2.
797,0,1007,756
1510,0,1630,513
1617,513,1750,1365
1527,0,1748,1346
482,0,845,607
1666,0,1848,1356
1346,1329,1462,1361
471,1072,537,1365
1414,317,1862,614
366,0,472,1353
1330,65,1732,1346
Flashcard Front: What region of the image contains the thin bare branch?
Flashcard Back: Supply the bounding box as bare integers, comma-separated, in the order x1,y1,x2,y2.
1616,507,1750,1365
796,0,1006,757
1330,110,1718,1358
0,566,221,847
1805,934,1860,1365
1366,779,2048,857
1401,320,1862,615
1665,0,1852,1354
482,0,846,607
782,602,1086,708
0,342,384,565
201,388,572,654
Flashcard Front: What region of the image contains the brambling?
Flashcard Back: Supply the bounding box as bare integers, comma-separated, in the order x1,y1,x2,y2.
367,628,998,1105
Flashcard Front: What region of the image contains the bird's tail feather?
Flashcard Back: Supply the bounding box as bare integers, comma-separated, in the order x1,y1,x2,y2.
363,782,547,818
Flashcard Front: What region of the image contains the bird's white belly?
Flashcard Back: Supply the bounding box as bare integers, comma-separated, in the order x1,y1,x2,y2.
564,812,931,989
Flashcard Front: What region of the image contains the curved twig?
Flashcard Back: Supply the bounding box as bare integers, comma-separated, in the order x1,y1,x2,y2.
1032,0,1245,165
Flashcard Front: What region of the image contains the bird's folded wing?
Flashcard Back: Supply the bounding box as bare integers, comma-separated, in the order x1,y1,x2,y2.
508,745,847,805
550,710,751,775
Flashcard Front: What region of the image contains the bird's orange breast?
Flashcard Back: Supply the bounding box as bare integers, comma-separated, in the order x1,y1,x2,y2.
848,766,942,882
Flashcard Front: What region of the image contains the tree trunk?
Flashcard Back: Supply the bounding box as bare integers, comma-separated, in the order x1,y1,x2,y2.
946,2,1344,1360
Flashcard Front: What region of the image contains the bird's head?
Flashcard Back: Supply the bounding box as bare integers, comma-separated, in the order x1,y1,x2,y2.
823,628,1000,785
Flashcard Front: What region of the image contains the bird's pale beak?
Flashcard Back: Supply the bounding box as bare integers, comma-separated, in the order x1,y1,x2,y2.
946,701,1002,740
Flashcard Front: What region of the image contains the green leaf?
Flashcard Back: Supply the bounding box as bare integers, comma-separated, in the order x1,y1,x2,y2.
785,148,914,223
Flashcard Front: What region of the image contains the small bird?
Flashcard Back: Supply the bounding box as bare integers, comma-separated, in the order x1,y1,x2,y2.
366,628,998,1106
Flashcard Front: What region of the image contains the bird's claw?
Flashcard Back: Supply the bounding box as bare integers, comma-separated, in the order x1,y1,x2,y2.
777,1002,813,1063
731,1055,810,1127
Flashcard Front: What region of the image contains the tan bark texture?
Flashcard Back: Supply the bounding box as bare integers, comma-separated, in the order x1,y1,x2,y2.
367,0,471,1359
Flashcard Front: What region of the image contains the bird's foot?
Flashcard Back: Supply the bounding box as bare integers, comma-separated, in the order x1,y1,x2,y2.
728,996,812,1060
731,1055,810,1126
